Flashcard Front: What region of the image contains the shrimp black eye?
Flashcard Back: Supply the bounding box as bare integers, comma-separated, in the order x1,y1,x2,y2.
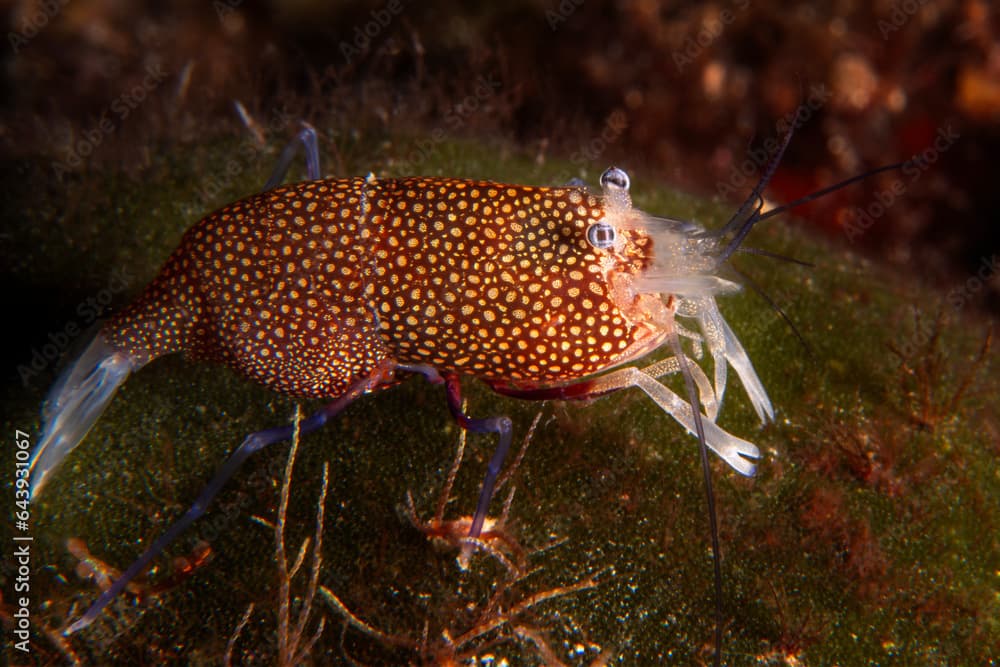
600,167,630,192
587,222,616,249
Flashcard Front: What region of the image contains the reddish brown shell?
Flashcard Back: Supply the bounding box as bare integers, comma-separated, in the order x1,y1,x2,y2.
105,176,657,399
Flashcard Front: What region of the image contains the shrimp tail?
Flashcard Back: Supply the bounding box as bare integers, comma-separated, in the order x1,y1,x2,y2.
29,333,141,499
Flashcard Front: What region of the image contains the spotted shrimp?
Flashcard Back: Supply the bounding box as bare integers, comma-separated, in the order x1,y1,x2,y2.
28,118,901,661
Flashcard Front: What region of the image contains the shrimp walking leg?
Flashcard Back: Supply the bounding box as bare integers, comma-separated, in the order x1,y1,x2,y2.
390,364,514,543
443,374,514,540
489,357,753,474
29,122,325,500
65,364,394,635
584,366,759,476
262,123,321,189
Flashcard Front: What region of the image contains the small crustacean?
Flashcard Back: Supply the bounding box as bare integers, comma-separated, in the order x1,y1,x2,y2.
29,118,899,658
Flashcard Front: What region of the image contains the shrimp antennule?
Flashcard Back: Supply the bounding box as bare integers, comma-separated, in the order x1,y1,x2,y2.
710,112,799,264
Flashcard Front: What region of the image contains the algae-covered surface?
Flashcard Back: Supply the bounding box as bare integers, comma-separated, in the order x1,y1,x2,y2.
2,131,998,665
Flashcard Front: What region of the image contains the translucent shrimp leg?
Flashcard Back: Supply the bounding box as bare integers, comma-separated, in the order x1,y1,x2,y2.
678,296,774,423
262,122,320,190
575,365,759,476
639,354,719,421
443,374,514,540
491,355,757,476
28,124,324,501
393,364,515,543
65,364,393,635
53,123,350,633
